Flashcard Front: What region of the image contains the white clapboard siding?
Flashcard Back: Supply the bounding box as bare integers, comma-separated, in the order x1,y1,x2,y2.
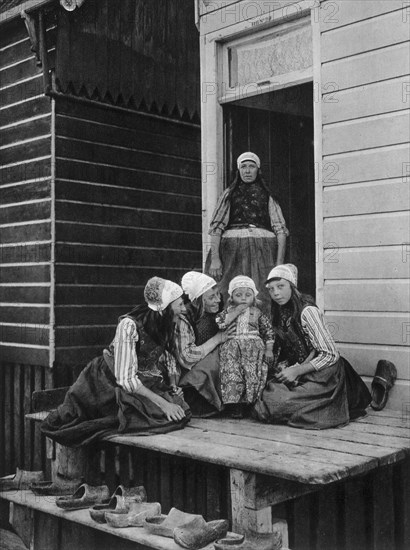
323,179,409,217
324,280,410,313
323,144,409,186
322,42,410,92
338,343,410,380
320,0,405,32
322,8,410,62
323,111,410,156
325,312,409,347
323,247,410,280
323,212,410,247
322,76,410,125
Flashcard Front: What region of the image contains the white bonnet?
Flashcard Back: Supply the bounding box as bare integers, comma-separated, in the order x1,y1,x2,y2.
181,271,217,302
237,152,260,169
144,277,183,313
265,264,298,287
228,275,258,297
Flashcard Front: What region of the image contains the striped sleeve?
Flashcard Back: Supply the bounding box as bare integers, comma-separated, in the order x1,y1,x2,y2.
268,197,290,236
174,315,209,369
300,306,340,370
208,188,231,236
113,317,142,393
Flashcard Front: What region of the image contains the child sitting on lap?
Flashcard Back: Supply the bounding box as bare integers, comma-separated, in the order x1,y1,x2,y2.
216,275,275,418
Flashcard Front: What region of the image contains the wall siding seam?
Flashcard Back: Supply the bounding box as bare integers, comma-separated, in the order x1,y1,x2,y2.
55,199,202,218
0,177,50,189
0,72,42,92
56,135,201,163
0,94,45,110
0,113,51,131
0,303,49,307
55,178,200,200
338,343,410,352
325,279,410,285
320,5,408,35
55,263,190,270
324,245,403,252
0,262,50,266
323,108,410,129
0,55,36,73
56,284,144,288
0,198,51,209
323,142,408,161
321,38,410,65
0,134,51,151
0,283,51,287
0,36,30,53
326,311,409,318
57,242,200,253
56,220,201,235
323,211,410,222
0,343,49,349
323,177,406,191
1,154,50,169
55,157,199,181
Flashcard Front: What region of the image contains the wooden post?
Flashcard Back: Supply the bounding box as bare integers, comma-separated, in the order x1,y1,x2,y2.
230,469,288,545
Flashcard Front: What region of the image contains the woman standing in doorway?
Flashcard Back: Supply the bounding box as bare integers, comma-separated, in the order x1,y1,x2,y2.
206,151,289,312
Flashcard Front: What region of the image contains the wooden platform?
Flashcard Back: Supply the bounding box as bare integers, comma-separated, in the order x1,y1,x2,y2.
0,491,222,550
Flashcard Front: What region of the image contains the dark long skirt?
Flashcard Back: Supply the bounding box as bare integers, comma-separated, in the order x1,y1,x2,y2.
179,349,223,417
253,357,371,429
41,356,191,447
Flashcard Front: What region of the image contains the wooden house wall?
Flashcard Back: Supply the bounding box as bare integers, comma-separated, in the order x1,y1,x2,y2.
53,97,202,374
0,18,53,475
319,0,410,410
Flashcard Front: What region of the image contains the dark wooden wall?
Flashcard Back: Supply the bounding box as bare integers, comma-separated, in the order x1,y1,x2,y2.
0,18,53,367
53,97,202,373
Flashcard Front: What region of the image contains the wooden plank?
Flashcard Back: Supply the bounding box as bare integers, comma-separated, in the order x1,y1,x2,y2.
371,466,395,549
1,117,51,149
0,265,51,284
1,491,220,550
343,476,368,550
55,158,200,196
355,415,410,429
54,306,130,326
0,285,50,304
4,365,13,474
0,346,49,367
0,36,32,69
324,247,409,280
323,111,410,156
322,9,410,62
0,20,28,48
322,76,410,125
55,201,200,233
54,179,200,214
0,75,44,108
171,457,186,513
323,144,409,185
55,285,142,306
189,418,407,464
326,312,409,347
315,483,342,549
322,42,410,92
33,367,44,471
107,429,379,485
323,179,409,217
23,366,33,470
13,365,23,469
55,326,114,348
55,114,201,160
1,179,51,205
0,223,51,246
0,96,50,127
320,0,405,32
0,57,41,89
0,243,51,264
184,460,197,514
54,264,188,287
55,243,200,270
206,464,222,521
0,201,51,225
0,158,51,187
55,93,201,141
9,503,33,549
393,457,410,548
55,138,200,180
323,212,409,247
324,280,410,313
290,494,313,550
1,137,50,167
31,387,69,412
0,306,50,325
160,455,171,513
0,364,5,475
55,222,201,250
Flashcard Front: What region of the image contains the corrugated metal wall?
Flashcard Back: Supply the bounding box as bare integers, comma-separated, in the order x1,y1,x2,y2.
320,0,410,410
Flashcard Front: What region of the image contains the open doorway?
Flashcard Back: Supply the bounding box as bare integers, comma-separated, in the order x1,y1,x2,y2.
223,82,315,296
